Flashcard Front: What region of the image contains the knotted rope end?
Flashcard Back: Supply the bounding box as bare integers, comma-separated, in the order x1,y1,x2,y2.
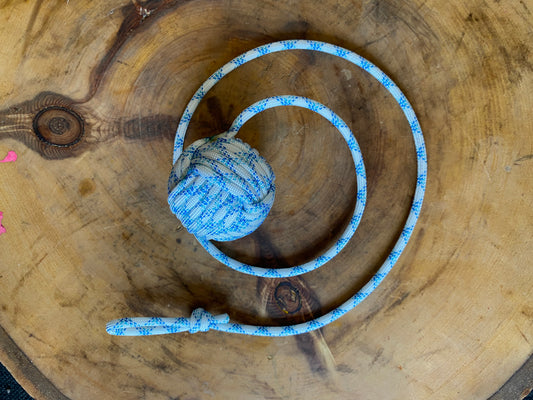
188,308,230,333
105,309,230,336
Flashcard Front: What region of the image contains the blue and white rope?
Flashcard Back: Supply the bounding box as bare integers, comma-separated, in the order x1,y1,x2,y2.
195,95,367,278
106,40,427,337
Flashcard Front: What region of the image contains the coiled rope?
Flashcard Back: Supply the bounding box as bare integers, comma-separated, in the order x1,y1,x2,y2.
106,40,427,337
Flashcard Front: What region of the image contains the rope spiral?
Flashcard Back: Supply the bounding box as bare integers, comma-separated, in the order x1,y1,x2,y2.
192,95,366,278
106,39,427,337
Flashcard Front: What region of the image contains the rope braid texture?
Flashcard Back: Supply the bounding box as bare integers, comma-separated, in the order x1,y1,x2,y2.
106,40,427,337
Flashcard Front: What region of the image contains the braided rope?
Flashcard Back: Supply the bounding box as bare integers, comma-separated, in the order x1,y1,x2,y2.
106,40,427,337
195,95,367,277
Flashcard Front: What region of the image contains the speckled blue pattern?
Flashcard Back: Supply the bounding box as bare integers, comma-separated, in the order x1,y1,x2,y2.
168,135,276,242
106,40,427,337
187,95,367,278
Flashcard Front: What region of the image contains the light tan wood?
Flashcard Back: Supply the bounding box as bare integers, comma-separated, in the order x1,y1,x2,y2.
0,1,531,399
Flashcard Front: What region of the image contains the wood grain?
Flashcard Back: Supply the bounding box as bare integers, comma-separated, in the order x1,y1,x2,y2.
0,0,531,399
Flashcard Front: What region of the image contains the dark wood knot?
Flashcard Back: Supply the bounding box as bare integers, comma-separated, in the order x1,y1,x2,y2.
274,282,302,314
33,106,84,147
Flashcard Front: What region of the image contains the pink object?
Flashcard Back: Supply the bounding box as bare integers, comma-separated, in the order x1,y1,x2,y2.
0,211,6,235
0,151,17,163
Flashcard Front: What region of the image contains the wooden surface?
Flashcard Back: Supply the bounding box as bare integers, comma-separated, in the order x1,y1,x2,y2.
0,1,532,399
